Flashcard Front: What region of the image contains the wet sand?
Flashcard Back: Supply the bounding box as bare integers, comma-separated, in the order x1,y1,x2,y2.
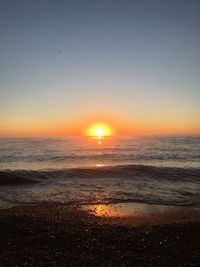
0,203,200,266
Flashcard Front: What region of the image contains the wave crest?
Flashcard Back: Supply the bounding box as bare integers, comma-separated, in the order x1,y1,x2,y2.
0,164,199,186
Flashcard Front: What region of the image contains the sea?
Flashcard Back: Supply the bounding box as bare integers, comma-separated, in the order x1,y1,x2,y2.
0,136,199,209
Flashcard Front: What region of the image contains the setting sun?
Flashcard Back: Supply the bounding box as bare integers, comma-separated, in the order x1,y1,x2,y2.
95,128,104,137
86,123,113,137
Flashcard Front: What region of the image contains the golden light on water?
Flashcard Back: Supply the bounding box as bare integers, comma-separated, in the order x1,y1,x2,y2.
96,163,104,167
98,140,102,145
89,204,120,217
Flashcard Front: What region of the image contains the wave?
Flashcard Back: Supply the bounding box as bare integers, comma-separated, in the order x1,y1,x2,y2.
0,171,38,185
0,164,199,186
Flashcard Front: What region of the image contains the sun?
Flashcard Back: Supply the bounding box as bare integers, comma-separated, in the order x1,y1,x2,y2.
95,128,105,137
86,123,112,137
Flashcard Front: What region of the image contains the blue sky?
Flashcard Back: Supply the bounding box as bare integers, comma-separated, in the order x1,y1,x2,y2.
0,0,200,136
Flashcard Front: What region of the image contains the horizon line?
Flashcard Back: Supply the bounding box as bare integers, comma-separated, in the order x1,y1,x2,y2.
0,133,200,138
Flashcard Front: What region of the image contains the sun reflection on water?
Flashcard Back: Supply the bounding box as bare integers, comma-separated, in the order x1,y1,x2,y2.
84,135,118,169
89,204,121,217
96,163,104,167
98,140,102,145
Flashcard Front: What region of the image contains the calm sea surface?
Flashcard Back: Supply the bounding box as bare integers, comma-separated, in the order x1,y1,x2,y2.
0,136,199,208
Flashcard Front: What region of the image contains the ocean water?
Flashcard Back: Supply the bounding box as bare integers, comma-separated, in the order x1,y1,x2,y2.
0,136,199,208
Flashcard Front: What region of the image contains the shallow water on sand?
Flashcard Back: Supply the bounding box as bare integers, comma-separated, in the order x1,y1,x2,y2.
84,202,200,225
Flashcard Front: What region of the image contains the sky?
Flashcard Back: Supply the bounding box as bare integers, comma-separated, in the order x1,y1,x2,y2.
0,0,200,136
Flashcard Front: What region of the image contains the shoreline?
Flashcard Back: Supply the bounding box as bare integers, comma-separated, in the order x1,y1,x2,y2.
1,202,200,225
0,203,200,266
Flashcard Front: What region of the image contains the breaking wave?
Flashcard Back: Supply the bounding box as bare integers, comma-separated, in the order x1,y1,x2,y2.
0,164,199,185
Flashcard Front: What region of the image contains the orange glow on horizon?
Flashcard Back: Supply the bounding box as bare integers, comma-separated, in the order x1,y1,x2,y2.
86,123,113,137
1,113,200,137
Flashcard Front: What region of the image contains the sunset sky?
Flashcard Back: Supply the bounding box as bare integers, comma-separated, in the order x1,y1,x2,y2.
0,0,200,136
